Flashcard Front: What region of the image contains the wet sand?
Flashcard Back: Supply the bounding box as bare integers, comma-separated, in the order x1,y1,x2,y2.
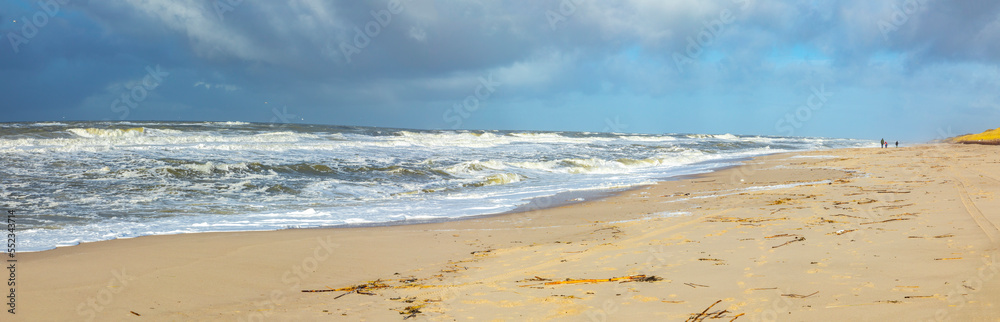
16,144,1000,321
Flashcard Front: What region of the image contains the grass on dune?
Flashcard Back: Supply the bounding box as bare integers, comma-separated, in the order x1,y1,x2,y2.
950,128,1000,144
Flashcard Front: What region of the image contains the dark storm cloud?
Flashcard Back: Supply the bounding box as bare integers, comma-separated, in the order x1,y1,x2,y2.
1,0,998,139
899,1,1000,63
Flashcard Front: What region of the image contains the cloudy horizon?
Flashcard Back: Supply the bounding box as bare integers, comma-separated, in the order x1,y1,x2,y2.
2,0,999,141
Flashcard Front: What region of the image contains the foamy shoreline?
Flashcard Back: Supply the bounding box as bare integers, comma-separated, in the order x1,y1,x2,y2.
17,144,1000,320
6,121,877,252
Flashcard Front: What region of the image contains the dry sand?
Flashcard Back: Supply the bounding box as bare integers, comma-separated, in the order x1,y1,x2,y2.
15,144,1000,321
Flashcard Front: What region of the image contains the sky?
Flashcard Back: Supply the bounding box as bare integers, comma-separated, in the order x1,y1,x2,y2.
1,0,999,141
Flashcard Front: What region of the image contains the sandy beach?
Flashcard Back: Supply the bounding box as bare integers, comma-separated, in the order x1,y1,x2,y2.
15,144,1000,321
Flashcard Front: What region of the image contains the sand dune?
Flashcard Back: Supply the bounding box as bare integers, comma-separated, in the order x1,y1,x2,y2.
951,127,1000,145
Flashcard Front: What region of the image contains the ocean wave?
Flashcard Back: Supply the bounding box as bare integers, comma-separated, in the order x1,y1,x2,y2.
685,133,738,140
211,121,251,126
2,128,321,154
1,121,878,252
67,127,146,138
617,135,679,142
443,160,507,175
389,130,615,147
95,161,348,181
30,122,69,127
467,173,526,187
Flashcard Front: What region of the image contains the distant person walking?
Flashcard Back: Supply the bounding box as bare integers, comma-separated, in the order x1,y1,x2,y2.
881,138,885,148
895,141,899,148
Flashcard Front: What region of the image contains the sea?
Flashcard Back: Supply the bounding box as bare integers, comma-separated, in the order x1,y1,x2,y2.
0,121,876,252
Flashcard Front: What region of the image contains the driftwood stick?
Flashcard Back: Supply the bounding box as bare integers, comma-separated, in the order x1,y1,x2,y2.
772,237,805,248
302,289,339,293
781,291,819,298
687,300,722,322
860,218,910,225
709,310,730,318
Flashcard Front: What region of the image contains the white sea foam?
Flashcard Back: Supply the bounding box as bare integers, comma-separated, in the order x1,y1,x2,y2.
30,122,69,127
0,121,877,252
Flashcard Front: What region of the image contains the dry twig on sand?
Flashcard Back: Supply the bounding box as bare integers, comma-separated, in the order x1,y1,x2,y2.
685,300,744,321
860,218,911,225
541,274,662,286
772,236,806,248
781,291,819,298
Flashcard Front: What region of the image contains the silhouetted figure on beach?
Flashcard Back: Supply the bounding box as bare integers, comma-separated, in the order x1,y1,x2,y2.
881,138,885,148
895,141,898,148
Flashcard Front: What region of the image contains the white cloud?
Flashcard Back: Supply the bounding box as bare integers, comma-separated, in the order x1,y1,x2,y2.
116,0,265,61
493,50,575,88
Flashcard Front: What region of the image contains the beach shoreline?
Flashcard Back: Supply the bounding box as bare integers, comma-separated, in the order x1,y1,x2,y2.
6,121,866,254
16,144,1000,320
12,153,755,253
